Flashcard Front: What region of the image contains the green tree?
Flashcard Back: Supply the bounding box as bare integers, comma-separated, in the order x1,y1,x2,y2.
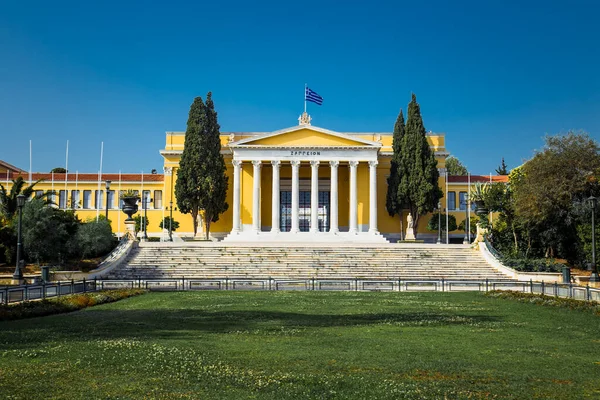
21,198,80,265
495,158,509,175
76,219,114,260
445,156,467,176
50,167,67,173
513,132,600,260
133,215,149,236
200,93,229,239
396,94,443,236
175,93,228,239
159,216,180,232
0,177,52,220
427,213,457,232
386,109,405,221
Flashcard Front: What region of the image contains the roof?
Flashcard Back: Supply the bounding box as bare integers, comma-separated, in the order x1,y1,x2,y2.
0,160,25,173
6,172,164,183
447,175,509,183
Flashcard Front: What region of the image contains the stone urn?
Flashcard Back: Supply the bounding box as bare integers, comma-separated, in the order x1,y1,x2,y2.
473,200,488,217
121,196,140,221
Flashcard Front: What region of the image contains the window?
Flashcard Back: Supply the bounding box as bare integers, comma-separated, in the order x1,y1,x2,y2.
83,190,92,209
142,190,151,209
447,191,456,211
106,190,115,209
459,192,468,211
154,190,162,209
95,190,103,209
71,190,80,209
58,190,67,209
35,190,43,199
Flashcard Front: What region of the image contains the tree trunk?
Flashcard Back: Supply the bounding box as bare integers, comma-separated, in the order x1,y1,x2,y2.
399,211,404,241
191,207,198,237
204,213,211,241
511,221,518,253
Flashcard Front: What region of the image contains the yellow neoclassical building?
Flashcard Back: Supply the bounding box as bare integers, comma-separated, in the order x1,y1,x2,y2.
2,114,507,242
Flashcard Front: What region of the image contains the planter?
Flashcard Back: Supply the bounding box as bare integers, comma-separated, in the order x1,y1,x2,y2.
473,200,488,217
121,196,140,221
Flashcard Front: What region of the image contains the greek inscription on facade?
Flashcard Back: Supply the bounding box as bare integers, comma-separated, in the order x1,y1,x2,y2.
289,151,321,156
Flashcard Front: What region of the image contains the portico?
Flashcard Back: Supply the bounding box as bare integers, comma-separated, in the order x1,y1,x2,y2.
224,122,386,242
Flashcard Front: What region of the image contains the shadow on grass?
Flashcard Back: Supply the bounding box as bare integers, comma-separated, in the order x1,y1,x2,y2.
0,308,502,348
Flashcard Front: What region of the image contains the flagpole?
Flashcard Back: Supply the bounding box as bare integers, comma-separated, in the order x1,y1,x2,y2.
445,171,449,244
489,172,493,226
467,172,471,242
75,171,79,209
304,83,307,113
51,172,55,206
96,142,104,222
64,140,69,209
118,170,122,237
29,140,32,184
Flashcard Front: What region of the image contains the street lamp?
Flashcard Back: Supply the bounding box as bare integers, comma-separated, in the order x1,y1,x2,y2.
436,201,442,244
143,194,152,240
105,180,112,220
463,197,469,244
589,196,599,282
168,201,174,242
13,194,26,284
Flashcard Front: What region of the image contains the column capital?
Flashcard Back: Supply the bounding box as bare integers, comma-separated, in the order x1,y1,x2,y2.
291,160,301,167
163,167,173,176
349,160,359,168
368,160,378,167
252,160,262,167
271,160,281,167
329,160,339,168
310,160,320,167
232,160,242,168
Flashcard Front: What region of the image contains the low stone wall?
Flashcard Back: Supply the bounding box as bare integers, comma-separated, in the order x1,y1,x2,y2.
479,241,562,283
51,237,137,281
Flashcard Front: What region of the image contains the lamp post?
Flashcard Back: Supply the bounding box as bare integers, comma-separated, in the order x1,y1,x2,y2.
143,195,152,240
105,180,111,220
12,194,26,284
589,196,599,282
436,201,442,244
463,198,469,244
168,201,174,242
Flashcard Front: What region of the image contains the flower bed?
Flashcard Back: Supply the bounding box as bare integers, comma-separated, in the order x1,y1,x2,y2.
0,289,146,321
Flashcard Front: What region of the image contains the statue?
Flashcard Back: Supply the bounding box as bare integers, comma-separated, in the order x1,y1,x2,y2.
405,212,416,241
298,112,312,126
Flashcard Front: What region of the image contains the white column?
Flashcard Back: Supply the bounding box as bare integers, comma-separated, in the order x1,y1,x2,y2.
310,161,319,233
329,161,339,234
349,161,358,234
368,160,379,234
291,160,300,233
252,160,261,233
271,160,281,233
232,160,242,233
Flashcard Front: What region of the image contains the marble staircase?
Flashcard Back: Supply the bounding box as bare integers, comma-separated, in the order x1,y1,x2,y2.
106,243,512,281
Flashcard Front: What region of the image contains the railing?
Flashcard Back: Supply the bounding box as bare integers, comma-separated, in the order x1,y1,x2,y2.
2,278,599,304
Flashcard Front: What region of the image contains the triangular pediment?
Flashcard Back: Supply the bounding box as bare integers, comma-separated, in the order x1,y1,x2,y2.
230,125,381,147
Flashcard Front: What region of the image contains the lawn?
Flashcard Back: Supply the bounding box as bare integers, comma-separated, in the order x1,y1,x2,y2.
0,291,598,399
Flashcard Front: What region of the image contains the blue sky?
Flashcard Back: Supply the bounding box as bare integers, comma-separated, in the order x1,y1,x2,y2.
0,0,598,175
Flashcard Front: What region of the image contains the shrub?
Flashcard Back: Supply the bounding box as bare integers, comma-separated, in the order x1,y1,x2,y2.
0,289,146,321
77,219,115,260
500,257,564,272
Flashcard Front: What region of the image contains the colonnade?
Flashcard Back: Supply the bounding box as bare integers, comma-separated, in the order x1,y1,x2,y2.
231,160,379,235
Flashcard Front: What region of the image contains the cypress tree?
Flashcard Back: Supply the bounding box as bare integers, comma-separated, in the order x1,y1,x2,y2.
397,94,443,236
495,157,508,175
200,93,229,239
175,96,206,237
175,93,229,238
386,109,405,218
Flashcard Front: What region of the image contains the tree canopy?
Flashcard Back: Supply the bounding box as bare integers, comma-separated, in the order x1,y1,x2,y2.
175,93,228,238
445,156,467,176
395,94,443,235
386,109,405,218
495,158,509,175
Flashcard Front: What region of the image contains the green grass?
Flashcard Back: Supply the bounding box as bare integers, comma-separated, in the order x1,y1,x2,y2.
0,291,598,399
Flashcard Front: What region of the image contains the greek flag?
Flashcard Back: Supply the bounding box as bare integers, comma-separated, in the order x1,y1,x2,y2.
305,87,323,105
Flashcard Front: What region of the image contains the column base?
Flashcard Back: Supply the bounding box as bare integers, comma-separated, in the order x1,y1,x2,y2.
223,231,389,243
368,229,379,235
